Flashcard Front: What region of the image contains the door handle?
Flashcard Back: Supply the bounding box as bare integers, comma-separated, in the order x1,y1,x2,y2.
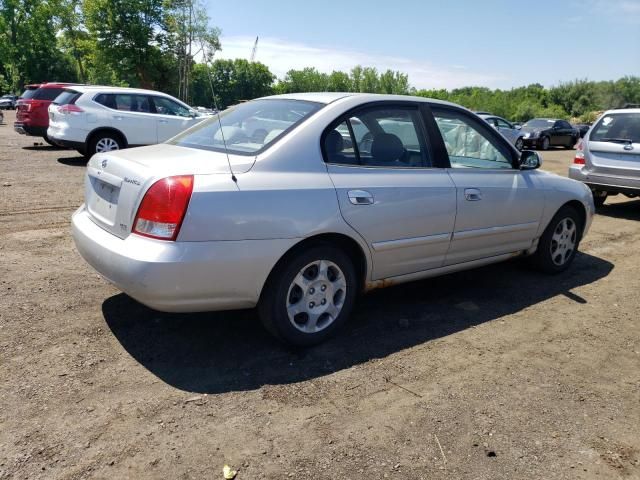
464,188,482,201
113,115,123,120
348,190,374,205
159,119,169,124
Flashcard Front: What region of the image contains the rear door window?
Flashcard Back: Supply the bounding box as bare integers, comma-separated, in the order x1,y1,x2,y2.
590,113,640,143
323,106,431,168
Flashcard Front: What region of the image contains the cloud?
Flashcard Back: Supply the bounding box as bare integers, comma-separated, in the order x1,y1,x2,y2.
215,36,505,90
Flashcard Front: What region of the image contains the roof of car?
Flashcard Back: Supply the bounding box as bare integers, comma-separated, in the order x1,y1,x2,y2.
603,108,640,114
261,92,461,108
67,85,177,97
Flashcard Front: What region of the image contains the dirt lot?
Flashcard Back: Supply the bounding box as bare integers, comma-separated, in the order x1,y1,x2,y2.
1,108,639,480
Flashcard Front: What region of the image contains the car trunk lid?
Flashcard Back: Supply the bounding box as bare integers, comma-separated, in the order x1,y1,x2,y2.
84,144,254,239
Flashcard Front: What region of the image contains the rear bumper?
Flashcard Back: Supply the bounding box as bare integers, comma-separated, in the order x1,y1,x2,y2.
14,123,47,137
569,165,640,194
72,206,297,312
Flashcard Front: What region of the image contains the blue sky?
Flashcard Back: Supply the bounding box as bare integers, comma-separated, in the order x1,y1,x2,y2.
207,0,640,90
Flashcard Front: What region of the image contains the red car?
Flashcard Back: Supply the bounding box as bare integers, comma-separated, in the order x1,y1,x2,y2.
15,82,79,145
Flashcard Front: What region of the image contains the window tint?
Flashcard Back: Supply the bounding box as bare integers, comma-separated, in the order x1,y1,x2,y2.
34,88,64,101
324,107,430,168
20,88,38,99
560,120,572,129
95,94,151,113
152,96,190,117
169,99,322,155
52,90,80,105
590,113,640,143
434,110,512,169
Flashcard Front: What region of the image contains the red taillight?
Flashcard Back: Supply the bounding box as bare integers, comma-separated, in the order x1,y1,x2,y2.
573,139,585,164
132,175,194,241
58,104,84,114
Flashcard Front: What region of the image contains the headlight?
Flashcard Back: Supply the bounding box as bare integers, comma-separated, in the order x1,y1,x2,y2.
524,132,530,139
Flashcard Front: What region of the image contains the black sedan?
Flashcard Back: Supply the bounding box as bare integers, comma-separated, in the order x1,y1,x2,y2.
521,118,579,150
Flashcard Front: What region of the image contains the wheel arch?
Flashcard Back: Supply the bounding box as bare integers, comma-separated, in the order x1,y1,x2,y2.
259,232,370,300
563,200,588,237
87,127,128,148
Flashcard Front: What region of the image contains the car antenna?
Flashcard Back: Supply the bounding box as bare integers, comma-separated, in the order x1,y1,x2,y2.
204,51,237,183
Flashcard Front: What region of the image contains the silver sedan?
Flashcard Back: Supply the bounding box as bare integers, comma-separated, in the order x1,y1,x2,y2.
478,114,525,151
72,93,594,346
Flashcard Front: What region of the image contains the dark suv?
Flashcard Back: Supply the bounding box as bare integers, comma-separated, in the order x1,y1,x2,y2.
15,83,79,144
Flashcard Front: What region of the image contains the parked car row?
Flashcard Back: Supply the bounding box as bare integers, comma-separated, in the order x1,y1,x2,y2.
47,85,208,156
11,82,209,155
0,94,18,109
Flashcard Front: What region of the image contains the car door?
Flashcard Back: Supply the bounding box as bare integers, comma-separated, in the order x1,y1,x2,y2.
98,93,157,146
430,106,545,265
495,117,518,144
151,96,199,141
324,103,457,280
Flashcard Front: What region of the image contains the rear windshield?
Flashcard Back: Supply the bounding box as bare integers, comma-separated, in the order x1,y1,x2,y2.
33,87,65,101
20,88,39,99
53,90,80,105
590,113,640,144
169,99,323,155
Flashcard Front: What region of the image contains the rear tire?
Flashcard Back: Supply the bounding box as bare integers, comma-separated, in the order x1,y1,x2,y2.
88,132,123,156
258,244,357,347
528,205,582,273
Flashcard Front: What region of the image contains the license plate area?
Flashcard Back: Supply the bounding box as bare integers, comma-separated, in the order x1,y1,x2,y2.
87,178,120,225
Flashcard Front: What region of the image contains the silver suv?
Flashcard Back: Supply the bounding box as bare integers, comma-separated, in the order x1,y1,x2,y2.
569,108,640,206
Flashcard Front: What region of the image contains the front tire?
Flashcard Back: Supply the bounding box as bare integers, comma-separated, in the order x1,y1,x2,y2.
540,136,550,150
258,245,357,347
528,205,582,273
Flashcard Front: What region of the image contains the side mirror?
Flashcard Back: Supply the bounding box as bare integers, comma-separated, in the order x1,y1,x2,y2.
514,125,521,130
519,150,542,170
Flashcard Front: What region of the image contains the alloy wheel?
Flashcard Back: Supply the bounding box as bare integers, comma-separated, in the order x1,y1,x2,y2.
95,137,120,153
550,217,577,266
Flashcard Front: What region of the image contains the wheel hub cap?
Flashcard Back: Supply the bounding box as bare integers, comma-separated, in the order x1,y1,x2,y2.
286,260,347,333
550,217,577,266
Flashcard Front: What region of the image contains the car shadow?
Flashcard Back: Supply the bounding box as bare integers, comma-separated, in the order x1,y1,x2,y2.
57,156,88,167
596,199,640,221
22,145,68,151
102,252,613,394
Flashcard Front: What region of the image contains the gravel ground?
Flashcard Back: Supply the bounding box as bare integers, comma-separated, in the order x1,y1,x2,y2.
1,109,639,480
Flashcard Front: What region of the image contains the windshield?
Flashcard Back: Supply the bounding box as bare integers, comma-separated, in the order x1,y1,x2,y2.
524,119,555,128
169,99,323,154
590,113,640,143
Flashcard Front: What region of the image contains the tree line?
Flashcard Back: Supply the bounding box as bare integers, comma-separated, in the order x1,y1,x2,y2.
1,0,639,121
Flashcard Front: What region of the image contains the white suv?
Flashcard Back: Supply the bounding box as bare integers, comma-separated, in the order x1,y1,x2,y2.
47,86,207,157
